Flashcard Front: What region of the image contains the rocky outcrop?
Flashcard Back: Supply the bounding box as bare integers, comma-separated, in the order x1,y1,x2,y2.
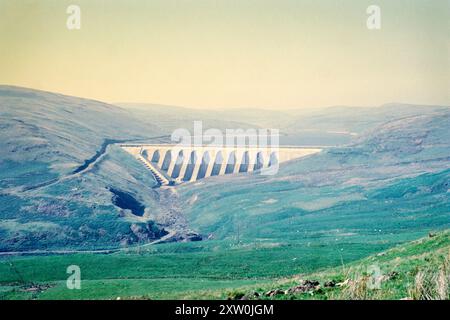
118,222,168,246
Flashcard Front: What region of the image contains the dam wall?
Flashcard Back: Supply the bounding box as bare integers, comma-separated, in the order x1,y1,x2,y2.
121,144,321,186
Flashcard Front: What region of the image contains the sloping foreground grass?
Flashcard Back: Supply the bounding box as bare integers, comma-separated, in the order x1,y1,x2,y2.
0,230,448,300
218,230,450,300
0,232,394,300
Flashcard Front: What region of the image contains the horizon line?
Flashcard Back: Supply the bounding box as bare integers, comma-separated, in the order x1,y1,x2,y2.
1,84,449,112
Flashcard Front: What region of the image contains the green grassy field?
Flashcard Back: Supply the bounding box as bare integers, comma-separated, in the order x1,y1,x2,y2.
0,240,380,299
0,230,448,300
0,93,448,300
236,229,450,300
1,166,448,300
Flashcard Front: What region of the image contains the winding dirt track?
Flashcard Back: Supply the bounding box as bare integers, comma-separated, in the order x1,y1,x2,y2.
20,135,170,193
0,135,176,256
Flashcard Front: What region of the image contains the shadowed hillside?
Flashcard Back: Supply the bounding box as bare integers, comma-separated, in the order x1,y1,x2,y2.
1,86,448,259
178,110,450,249
0,87,172,251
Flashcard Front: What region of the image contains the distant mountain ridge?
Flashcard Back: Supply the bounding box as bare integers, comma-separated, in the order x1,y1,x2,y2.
180,108,450,244
0,85,448,252
0,86,164,176
120,101,449,146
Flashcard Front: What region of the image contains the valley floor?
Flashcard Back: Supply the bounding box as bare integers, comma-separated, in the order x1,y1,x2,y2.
0,230,448,300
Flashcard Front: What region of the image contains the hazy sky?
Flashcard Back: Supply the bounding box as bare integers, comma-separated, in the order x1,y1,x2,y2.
0,0,448,109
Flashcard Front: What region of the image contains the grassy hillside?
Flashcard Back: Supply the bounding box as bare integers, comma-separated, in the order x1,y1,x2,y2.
2,86,448,252
0,87,174,251
0,230,447,300
178,113,450,245
282,103,449,145
0,86,161,178
232,230,450,300
1,87,448,300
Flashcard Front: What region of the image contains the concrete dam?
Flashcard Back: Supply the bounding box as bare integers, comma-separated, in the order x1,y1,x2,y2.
121,144,321,186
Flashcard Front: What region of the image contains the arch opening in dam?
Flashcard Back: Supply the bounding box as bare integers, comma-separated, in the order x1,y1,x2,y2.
254,152,264,171
183,151,197,182
239,151,250,173
151,150,160,163
121,144,322,187
211,151,223,176
269,152,278,167
171,150,185,179
225,151,236,174
161,150,172,171
196,151,211,180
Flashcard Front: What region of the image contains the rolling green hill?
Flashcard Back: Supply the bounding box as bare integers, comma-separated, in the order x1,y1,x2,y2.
0,86,449,300
0,86,172,251
0,230,447,300
235,230,450,300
